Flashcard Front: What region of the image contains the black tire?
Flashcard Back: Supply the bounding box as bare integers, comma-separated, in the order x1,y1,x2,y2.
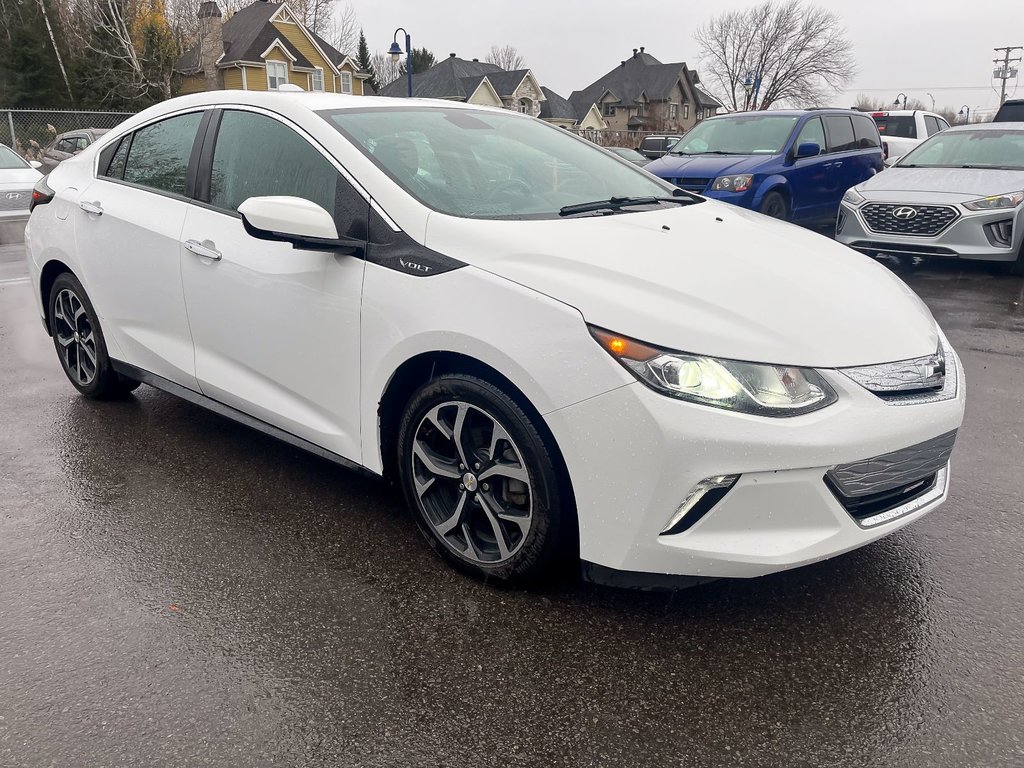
759,190,789,220
1005,245,1024,277
48,272,139,399
397,374,572,586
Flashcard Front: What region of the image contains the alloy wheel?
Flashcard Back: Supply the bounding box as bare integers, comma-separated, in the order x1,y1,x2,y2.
53,288,98,387
410,401,533,564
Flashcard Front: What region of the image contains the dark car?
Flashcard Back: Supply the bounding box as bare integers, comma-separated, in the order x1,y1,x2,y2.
606,147,650,166
993,99,1024,123
643,109,884,224
40,128,109,172
637,135,682,160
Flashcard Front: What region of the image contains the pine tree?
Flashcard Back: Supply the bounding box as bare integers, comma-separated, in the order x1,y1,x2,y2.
356,29,378,93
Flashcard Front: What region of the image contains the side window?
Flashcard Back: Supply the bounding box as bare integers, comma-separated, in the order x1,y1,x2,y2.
75,137,90,151
55,138,74,153
936,117,950,131
852,115,881,148
103,136,131,179
823,115,857,153
208,110,364,235
924,115,944,136
794,117,825,154
122,112,203,196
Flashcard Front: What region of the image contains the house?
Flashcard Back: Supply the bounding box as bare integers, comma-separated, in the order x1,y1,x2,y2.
539,87,607,131
174,0,367,95
569,47,723,133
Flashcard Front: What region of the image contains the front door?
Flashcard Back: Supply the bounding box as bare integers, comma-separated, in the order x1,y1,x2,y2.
787,117,830,222
179,108,367,462
73,110,206,389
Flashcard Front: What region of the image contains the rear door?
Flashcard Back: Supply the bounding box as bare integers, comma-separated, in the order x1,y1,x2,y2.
179,107,367,460
821,115,862,207
850,113,884,184
73,110,206,388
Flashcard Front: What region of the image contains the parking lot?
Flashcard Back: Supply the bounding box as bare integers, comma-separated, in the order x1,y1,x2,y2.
1,240,1022,767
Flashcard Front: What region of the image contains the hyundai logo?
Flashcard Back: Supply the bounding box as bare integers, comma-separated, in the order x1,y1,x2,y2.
5,192,22,201
892,206,918,220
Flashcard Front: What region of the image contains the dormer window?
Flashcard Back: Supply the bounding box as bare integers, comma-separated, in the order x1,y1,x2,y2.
267,60,287,90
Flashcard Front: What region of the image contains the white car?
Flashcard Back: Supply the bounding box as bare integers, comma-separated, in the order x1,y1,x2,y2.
25,92,966,587
0,144,42,224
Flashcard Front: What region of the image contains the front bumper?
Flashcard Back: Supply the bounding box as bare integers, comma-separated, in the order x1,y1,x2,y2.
545,344,966,579
836,198,1023,263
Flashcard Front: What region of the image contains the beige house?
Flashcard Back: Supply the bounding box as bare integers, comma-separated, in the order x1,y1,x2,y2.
539,87,607,131
569,48,722,133
174,0,367,95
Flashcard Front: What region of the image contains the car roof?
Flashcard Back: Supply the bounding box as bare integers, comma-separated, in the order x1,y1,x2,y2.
706,109,862,118
942,122,1024,133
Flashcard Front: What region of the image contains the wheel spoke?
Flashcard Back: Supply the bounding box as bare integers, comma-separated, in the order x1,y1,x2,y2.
412,441,460,480
56,334,75,348
436,491,468,536
424,405,454,441
451,403,472,469
478,462,529,484
480,492,531,537
478,495,512,560
486,419,513,461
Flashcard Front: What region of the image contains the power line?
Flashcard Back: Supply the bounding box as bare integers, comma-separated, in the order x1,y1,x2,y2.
993,45,1022,104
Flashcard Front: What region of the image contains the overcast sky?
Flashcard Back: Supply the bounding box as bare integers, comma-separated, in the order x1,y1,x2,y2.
349,0,1022,119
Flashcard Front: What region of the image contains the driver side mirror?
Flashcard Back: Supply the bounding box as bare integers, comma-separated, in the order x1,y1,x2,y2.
238,196,362,253
795,141,821,159
29,160,42,169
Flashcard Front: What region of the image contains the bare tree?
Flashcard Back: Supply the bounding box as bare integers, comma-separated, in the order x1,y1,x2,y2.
485,44,525,71
695,0,855,110
371,51,402,89
326,1,357,54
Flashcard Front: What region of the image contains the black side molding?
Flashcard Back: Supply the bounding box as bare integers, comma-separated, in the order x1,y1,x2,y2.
365,208,465,277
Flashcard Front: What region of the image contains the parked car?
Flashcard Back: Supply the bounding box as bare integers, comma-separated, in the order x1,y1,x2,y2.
40,129,109,172
837,122,1024,274
27,91,964,587
992,99,1024,122
870,110,950,164
637,135,681,160
606,146,649,166
645,109,884,225
0,144,42,224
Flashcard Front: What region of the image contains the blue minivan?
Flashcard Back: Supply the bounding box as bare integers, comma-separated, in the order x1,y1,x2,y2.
644,109,884,225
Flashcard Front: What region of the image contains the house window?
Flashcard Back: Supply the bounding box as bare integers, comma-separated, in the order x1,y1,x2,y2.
267,60,288,90
669,103,678,119
682,103,689,120
341,71,353,94
517,98,530,113
602,103,615,117
311,67,324,91
636,101,646,117
696,108,704,121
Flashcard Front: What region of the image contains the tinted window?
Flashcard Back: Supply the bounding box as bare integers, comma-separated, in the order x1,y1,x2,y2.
873,115,917,138
823,115,857,152
794,117,825,153
994,101,1024,122
209,110,339,214
851,115,881,148
55,139,74,153
123,112,202,196
104,137,130,179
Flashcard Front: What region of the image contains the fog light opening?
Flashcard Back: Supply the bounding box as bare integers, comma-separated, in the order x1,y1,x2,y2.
660,474,740,536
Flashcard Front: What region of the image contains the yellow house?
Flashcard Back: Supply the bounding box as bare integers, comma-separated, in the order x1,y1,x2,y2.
175,0,367,96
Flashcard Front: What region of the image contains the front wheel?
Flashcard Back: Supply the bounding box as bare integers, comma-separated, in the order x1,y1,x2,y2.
397,374,572,586
48,272,139,399
759,191,789,220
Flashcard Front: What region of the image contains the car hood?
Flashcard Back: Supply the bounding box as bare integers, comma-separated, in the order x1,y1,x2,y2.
862,167,1024,197
424,201,937,368
644,153,772,179
0,167,42,186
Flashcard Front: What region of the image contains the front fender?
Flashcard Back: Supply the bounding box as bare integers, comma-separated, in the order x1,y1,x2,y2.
752,175,790,209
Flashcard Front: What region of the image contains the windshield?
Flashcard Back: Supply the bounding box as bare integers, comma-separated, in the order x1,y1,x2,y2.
897,129,1024,170
994,102,1024,122
671,115,799,155
873,115,917,138
0,145,29,169
320,107,675,219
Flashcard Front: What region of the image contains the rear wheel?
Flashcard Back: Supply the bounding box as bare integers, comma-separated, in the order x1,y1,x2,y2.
48,273,139,399
759,191,788,220
397,374,571,586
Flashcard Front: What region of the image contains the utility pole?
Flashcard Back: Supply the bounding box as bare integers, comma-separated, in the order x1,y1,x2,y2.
993,46,1022,105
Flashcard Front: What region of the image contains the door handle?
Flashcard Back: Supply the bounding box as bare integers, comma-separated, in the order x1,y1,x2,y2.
184,239,222,261
79,200,103,215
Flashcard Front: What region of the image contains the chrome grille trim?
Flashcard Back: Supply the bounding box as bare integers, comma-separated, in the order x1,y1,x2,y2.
840,332,959,406
861,202,959,237
826,431,957,498
857,464,948,528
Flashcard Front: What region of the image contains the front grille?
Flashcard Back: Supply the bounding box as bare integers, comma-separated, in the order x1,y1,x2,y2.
669,177,712,192
825,471,939,522
984,219,1014,248
0,189,31,212
826,431,956,498
861,203,959,236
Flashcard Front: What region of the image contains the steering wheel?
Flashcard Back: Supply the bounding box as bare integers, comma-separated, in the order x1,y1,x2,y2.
483,178,532,201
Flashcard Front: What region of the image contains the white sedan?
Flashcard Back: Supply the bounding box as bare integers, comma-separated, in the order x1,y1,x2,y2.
1,144,42,224
25,91,965,587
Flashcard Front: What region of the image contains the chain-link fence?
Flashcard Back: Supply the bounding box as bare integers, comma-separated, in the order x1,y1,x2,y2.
2,109,134,162
569,128,663,149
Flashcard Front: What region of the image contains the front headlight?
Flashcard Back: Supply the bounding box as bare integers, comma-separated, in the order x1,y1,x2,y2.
590,327,838,417
962,191,1023,211
711,174,753,192
842,187,866,206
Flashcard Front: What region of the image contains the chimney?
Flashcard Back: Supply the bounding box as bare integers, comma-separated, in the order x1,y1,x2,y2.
198,1,222,91
632,48,638,58
640,46,645,53
472,58,478,62
449,52,457,58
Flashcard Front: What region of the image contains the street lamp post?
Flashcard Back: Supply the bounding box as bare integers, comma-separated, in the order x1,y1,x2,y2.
388,28,413,98
926,92,935,111
894,92,908,109
958,105,970,124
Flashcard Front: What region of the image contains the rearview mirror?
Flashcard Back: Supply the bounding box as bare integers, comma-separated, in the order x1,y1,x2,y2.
795,141,821,159
29,160,42,169
239,196,360,252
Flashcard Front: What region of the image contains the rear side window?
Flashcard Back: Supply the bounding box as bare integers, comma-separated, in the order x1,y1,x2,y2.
640,137,660,152
104,137,130,179
873,115,916,138
994,102,1024,122
209,110,339,215
123,112,203,196
823,115,857,153
924,115,944,136
851,115,881,148
55,138,75,153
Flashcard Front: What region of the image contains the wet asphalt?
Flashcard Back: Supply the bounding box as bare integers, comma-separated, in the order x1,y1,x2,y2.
0,239,1022,768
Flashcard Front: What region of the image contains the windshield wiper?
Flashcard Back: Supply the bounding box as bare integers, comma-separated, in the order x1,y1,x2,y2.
559,196,696,217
